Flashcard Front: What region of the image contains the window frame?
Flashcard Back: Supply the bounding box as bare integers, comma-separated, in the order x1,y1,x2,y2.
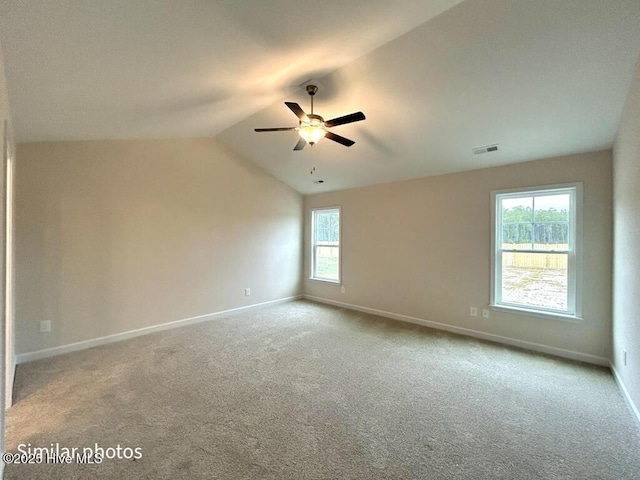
490,183,583,322
310,206,341,284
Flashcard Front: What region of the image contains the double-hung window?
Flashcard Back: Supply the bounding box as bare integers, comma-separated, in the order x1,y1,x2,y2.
491,184,582,319
311,207,340,283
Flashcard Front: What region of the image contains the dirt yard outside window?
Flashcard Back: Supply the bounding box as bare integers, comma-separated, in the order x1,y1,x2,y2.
502,265,568,311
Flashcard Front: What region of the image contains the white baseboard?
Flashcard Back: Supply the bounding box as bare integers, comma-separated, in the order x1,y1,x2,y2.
16,295,302,364
610,362,640,430
304,295,610,367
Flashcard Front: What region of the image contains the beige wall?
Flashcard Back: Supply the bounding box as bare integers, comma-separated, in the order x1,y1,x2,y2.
15,138,303,355
613,58,640,417
304,151,612,361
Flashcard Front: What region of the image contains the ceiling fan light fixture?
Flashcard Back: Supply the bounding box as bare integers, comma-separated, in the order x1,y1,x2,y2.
298,125,325,145
298,115,326,145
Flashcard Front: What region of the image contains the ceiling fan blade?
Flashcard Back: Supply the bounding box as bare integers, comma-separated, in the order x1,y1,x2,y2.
293,137,307,151
285,102,308,121
254,127,297,132
325,131,355,147
324,111,366,128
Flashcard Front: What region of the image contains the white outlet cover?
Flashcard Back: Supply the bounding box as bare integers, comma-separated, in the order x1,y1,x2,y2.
40,320,51,332
482,309,490,319
470,307,478,317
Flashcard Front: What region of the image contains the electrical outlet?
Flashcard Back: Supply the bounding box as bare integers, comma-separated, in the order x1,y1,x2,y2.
245,288,251,296
623,349,627,366
341,286,346,294
40,320,51,333
482,309,490,319
470,307,478,317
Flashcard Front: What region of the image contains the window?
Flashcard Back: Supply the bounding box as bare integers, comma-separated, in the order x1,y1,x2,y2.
311,207,340,282
491,184,582,319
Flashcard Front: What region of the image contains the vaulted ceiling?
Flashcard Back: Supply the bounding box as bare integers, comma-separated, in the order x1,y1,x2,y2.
1,0,639,194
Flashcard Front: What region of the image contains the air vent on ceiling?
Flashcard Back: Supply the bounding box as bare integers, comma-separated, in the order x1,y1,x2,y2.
473,144,499,155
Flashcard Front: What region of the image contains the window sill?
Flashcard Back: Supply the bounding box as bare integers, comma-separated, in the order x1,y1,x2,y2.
490,304,583,323
309,277,340,285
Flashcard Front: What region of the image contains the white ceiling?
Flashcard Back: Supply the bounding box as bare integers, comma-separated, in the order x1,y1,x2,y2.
1,0,640,194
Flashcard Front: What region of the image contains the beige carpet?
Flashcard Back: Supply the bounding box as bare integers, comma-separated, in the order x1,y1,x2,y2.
5,300,640,479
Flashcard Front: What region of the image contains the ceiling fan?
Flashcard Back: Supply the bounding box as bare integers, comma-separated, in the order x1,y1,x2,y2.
254,85,366,150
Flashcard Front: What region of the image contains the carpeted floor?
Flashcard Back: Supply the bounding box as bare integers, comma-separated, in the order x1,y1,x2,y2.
5,300,640,479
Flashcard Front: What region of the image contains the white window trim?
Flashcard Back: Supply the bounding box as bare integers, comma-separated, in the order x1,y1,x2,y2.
310,206,341,284
490,183,583,322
